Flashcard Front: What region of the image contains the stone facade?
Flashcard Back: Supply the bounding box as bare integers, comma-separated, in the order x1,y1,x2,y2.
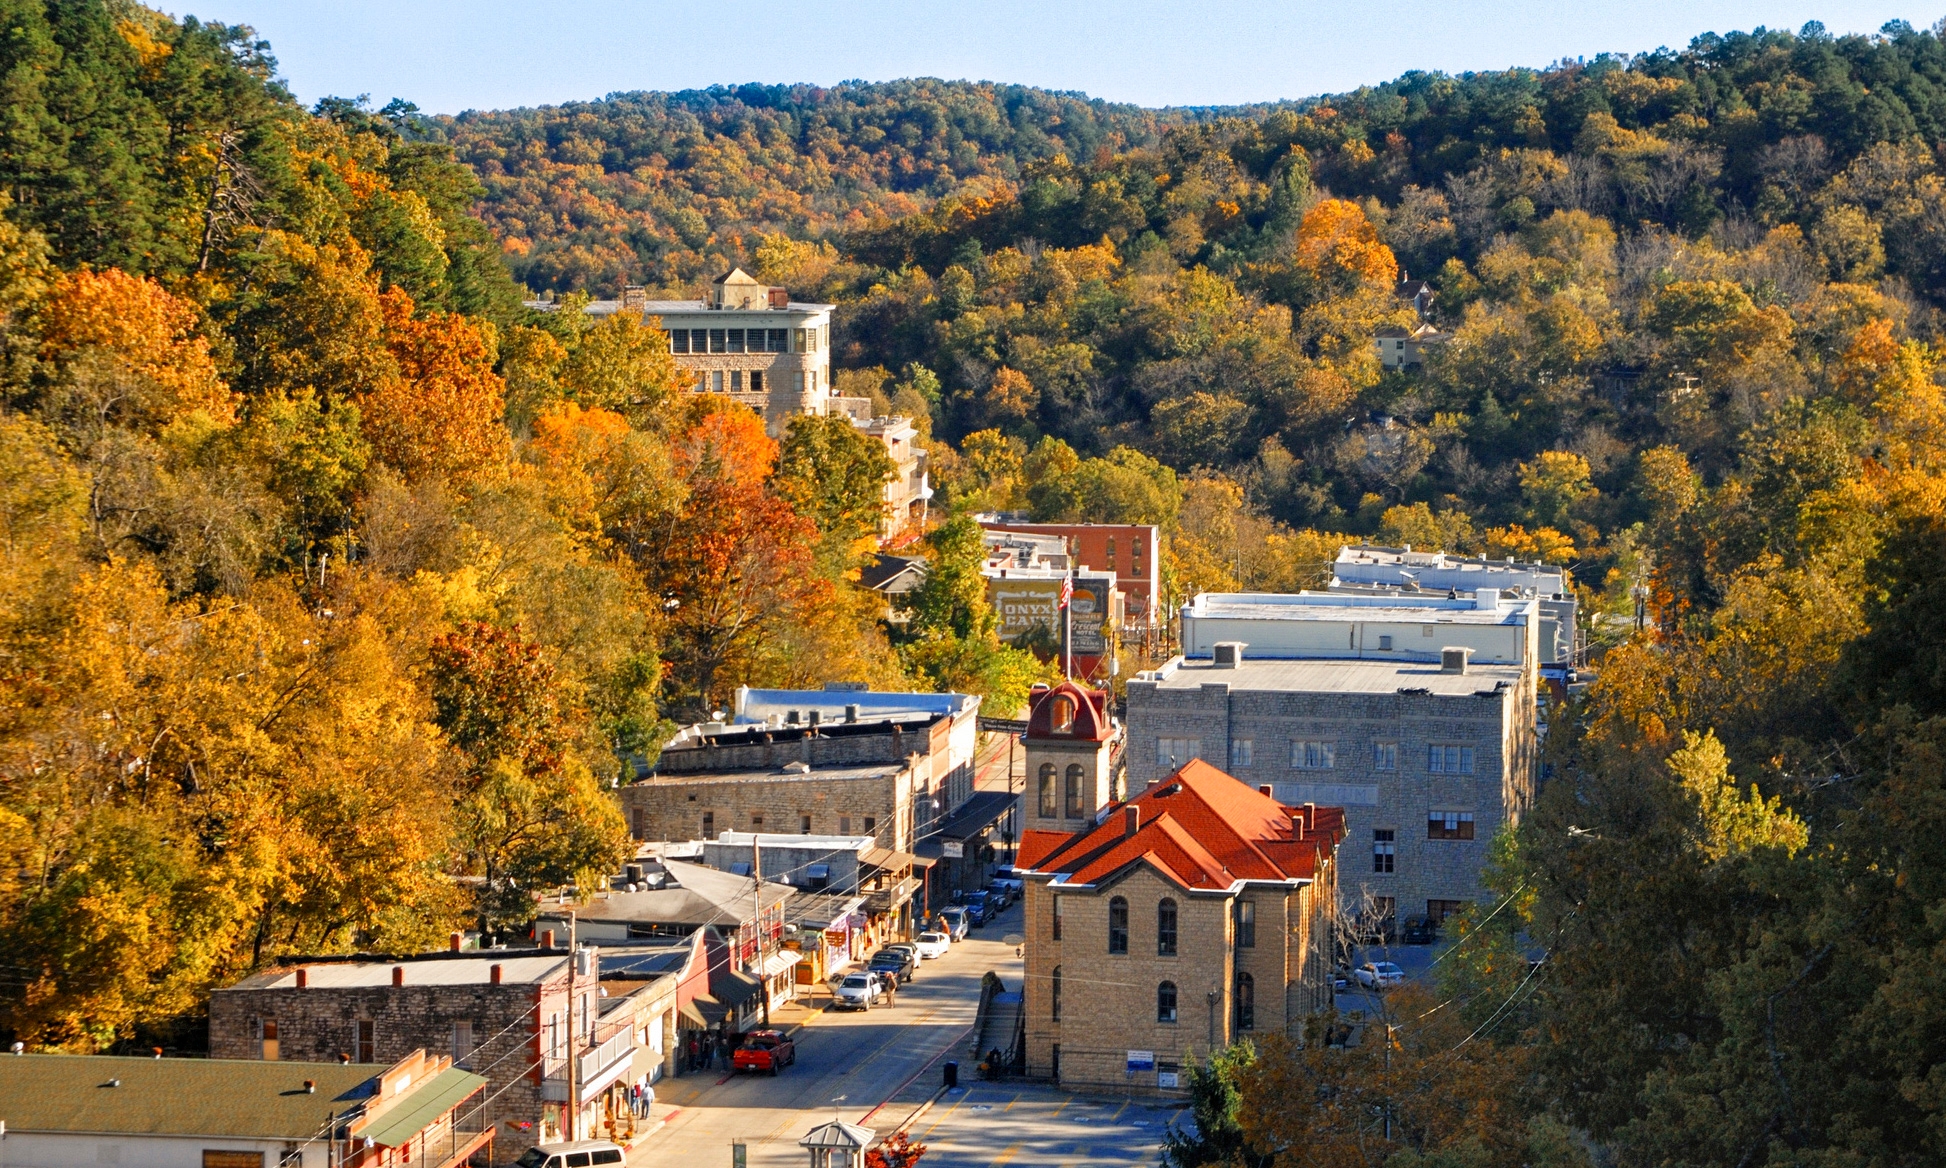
1125,658,1539,929
625,710,974,852
1021,681,1119,837
210,954,603,1165
1016,775,1342,1093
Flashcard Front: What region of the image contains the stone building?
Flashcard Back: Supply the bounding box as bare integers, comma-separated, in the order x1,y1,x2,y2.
622,687,980,853
1332,544,1579,669
1017,760,1344,1091
1021,680,1119,837
1128,590,1542,934
210,947,666,1162
560,268,836,437
849,414,930,539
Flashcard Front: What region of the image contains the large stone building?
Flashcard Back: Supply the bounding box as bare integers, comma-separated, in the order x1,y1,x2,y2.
622,687,980,853
211,947,669,1161
1017,760,1344,1091
1128,590,1542,934
563,268,836,437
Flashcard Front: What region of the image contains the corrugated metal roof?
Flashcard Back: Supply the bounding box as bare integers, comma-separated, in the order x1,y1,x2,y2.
0,1055,378,1139
353,1067,485,1148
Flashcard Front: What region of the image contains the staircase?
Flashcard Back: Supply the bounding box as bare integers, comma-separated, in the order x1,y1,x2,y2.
968,972,1025,1073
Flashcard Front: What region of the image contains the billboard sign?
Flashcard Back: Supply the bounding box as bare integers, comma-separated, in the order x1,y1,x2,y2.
989,574,1112,655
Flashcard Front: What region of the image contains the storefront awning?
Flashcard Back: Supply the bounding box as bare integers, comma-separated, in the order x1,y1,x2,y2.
680,995,728,1028
760,950,804,977
932,790,1017,842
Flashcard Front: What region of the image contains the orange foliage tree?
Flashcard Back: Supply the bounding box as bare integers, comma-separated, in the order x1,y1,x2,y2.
1293,198,1400,292
39,268,237,426
361,288,511,483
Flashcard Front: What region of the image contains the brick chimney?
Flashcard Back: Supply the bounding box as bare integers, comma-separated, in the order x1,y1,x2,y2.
542,929,555,949
490,963,503,986
391,966,404,987
449,931,464,952
1124,805,1141,838
294,968,308,990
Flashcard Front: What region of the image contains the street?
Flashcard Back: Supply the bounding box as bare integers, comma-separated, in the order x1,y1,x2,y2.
633,901,1025,1166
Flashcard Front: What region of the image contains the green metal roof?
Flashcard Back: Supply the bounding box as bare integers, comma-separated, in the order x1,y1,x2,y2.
0,1055,379,1139
355,1067,486,1148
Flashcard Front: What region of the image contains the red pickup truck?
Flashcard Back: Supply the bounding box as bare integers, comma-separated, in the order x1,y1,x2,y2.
731,1029,797,1075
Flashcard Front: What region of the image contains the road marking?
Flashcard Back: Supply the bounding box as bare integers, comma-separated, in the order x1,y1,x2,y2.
921,1086,977,1138
1111,1100,1128,1121
1003,1092,1021,1111
988,1143,1023,1167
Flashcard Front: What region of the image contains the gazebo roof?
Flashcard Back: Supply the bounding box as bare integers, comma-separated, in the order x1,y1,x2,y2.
799,1118,878,1149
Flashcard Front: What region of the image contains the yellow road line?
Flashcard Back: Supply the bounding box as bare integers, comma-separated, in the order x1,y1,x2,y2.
920,1086,975,1139
1111,1099,1128,1121
1051,1096,1071,1118
1003,1092,1021,1111
988,1143,1022,1168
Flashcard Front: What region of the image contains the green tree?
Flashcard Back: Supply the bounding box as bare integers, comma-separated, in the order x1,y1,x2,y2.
774,413,894,572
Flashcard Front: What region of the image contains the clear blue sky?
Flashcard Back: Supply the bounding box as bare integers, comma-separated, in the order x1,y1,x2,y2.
177,2,1934,114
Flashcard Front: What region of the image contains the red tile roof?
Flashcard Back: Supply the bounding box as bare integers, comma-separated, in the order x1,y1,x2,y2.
1018,759,1346,892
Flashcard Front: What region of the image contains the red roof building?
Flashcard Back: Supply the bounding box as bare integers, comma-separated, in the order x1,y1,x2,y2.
1015,760,1345,1090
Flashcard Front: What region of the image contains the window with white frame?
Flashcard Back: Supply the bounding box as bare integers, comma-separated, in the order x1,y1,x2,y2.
1373,742,1398,771
1230,739,1254,769
1373,829,1396,872
1428,744,1476,774
1428,810,1476,840
1158,738,1202,769
1292,740,1336,769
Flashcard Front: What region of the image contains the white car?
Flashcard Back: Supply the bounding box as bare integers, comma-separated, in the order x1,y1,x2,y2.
834,972,881,1010
914,931,950,959
1354,961,1405,989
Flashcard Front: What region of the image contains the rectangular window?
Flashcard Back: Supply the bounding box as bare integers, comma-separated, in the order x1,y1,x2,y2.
800,814,812,834
810,370,818,392
727,328,746,353
839,815,851,834
1230,739,1253,769
1422,625,1435,636
751,370,764,392
1292,741,1336,770
768,328,788,353
203,1154,266,1168
863,816,876,835
793,328,807,352
671,330,690,354
355,1019,375,1064
1378,634,1393,650
702,812,714,838
1235,900,1255,948
750,813,763,828
710,370,724,392
1427,899,1468,923
255,1018,278,1061
1051,896,1063,940
793,371,805,392
1428,745,1476,774
452,1021,474,1067
694,369,707,390
1373,742,1398,771
709,328,727,354
1428,810,1476,840
1373,829,1396,873
727,370,741,391
1157,738,1201,769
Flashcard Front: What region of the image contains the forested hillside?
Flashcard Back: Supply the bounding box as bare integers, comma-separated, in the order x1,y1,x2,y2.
0,2,1036,1052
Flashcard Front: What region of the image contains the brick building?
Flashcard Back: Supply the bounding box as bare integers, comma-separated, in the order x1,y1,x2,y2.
979,520,1162,629
210,948,667,1162
622,687,980,854
1021,681,1120,838
1128,590,1542,934
1017,761,1344,1091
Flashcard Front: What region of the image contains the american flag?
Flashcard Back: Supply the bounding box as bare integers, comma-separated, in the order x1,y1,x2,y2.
1058,574,1073,609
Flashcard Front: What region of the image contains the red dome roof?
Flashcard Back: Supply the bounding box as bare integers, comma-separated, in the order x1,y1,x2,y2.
1025,681,1111,742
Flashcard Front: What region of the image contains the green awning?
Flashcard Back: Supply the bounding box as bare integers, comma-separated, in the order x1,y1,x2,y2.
354,1067,486,1148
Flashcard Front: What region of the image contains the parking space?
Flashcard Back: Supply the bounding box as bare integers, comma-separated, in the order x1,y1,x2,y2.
910,1083,1182,1168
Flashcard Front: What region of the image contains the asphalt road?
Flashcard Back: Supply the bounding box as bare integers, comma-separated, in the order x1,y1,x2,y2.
632,902,1026,1167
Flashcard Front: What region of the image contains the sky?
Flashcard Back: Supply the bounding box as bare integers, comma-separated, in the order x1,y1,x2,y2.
180,1,1936,114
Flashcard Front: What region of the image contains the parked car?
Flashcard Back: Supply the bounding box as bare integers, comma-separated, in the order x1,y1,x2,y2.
939,908,970,940
870,948,916,982
984,880,1015,910
1401,915,1437,945
914,931,950,959
732,1029,797,1075
963,891,991,925
515,1142,626,1167
1354,961,1406,989
834,972,881,1010
992,867,1025,895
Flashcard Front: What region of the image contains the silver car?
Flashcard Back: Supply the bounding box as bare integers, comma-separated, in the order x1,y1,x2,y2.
834,972,881,1010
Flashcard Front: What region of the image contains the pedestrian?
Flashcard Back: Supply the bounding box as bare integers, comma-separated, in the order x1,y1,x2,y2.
644,1079,656,1117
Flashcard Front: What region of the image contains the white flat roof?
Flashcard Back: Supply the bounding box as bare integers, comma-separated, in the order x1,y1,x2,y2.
710,832,876,850
1186,591,1529,626
1142,656,1525,696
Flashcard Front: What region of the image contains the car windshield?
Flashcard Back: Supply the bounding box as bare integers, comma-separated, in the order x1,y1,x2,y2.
1377,963,1403,974
920,932,945,943
842,975,870,988
515,1152,549,1168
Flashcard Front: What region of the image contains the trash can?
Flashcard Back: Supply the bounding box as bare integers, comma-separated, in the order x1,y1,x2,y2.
943,1060,959,1089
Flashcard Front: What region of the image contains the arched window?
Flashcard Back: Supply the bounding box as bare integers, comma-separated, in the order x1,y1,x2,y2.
1235,972,1255,1031
1051,965,1062,1021
1050,695,1076,734
1064,763,1085,818
1157,981,1178,1023
1037,763,1057,818
1108,897,1129,954
1157,898,1178,956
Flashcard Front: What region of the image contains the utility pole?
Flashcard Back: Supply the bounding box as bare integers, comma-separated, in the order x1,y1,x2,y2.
564,912,577,1143
753,837,770,1028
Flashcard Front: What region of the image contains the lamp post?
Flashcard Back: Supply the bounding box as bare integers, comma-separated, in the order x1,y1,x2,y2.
1206,987,1220,1052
